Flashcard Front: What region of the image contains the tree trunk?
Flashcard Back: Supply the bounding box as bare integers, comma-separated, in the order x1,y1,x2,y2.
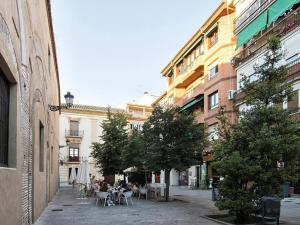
165,169,171,202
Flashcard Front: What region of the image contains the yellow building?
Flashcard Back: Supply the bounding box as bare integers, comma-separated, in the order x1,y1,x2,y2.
157,2,237,187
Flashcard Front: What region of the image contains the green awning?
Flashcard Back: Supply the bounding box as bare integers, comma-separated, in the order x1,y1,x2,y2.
175,36,204,66
268,0,300,25
205,22,218,36
180,96,204,112
236,10,268,48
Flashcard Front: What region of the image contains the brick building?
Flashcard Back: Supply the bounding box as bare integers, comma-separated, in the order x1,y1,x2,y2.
155,2,236,188
0,1,60,224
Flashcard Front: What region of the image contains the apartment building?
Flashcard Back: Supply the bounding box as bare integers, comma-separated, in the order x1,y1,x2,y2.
155,2,237,188
229,0,300,190
127,92,158,131
0,1,60,224
59,93,157,184
59,104,123,184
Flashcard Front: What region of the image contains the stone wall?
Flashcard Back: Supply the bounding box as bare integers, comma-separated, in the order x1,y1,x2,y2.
0,1,60,225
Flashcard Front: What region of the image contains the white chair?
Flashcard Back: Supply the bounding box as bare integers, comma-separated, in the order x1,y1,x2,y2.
119,191,133,206
139,187,148,200
96,191,109,207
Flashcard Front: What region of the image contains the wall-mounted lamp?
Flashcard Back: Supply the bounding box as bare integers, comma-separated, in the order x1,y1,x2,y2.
49,92,74,112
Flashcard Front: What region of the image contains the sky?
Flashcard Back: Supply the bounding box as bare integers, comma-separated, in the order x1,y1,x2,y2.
51,0,221,107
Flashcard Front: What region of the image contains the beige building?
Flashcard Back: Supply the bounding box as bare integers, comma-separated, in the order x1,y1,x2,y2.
0,1,60,225
59,93,157,183
59,104,124,184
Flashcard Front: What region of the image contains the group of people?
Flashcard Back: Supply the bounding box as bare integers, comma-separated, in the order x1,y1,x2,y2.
88,175,134,205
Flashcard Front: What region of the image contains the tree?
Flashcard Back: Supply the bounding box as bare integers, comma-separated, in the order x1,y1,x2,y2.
122,129,150,184
91,108,128,178
143,105,206,201
122,128,146,170
213,36,300,223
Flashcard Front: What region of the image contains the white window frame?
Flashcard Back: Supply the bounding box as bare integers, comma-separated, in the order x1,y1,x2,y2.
209,92,219,110
208,61,219,80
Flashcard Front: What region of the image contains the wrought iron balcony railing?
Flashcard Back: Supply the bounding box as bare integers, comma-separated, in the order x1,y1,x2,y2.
234,0,274,34
234,6,300,66
68,156,80,162
65,129,84,137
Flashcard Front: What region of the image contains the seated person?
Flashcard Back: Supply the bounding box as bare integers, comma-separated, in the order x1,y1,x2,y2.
100,182,108,192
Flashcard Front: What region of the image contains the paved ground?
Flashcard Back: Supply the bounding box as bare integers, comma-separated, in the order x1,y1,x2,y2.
170,186,300,225
34,186,220,225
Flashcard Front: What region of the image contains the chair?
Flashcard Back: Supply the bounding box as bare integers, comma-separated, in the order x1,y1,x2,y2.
119,191,133,206
139,187,148,200
96,191,109,207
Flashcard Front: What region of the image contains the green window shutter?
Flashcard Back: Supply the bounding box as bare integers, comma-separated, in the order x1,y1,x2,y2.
268,0,300,25
236,10,268,49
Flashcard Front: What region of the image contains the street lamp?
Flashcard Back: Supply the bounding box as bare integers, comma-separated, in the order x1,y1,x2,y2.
48,91,74,112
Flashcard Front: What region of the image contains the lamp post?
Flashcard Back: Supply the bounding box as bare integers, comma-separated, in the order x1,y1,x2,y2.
49,92,74,112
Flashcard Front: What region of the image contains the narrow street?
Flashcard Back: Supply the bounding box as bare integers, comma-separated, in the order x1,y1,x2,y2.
34,186,220,225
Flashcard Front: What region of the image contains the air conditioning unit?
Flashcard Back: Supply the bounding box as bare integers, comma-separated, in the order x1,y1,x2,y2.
228,90,237,100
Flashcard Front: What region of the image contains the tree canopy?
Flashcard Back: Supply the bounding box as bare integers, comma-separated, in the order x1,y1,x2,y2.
143,105,206,201
91,108,128,176
213,36,300,223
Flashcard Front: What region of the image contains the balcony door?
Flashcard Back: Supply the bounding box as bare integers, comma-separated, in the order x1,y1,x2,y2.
70,120,79,136
69,143,79,162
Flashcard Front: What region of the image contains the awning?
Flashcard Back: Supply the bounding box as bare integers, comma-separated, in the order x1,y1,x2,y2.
205,22,219,36
180,96,204,112
236,10,268,49
175,36,204,66
268,0,300,25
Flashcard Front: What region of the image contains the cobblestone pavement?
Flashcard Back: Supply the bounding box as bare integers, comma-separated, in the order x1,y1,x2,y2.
34,186,220,225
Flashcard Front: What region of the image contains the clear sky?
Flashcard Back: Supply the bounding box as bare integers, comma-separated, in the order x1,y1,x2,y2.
51,0,221,107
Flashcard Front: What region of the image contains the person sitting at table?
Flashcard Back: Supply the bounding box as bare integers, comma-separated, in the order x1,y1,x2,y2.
100,181,108,192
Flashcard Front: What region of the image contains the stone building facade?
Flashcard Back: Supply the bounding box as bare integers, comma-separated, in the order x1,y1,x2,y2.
0,1,60,225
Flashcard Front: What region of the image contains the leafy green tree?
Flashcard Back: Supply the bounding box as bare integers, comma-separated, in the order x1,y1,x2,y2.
91,108,128,177
122,128,145,170
213,36,300,223
143,105,206,201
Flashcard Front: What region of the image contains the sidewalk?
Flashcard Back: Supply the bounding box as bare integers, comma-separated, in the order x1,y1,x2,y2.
169,186,300,225
34,186,221,225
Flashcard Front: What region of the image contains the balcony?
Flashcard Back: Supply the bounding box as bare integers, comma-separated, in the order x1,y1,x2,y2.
289,109,300,121
287,58,300,80
234,6,300,65
65,129,84,138
234,0,275,34
68,156,80,162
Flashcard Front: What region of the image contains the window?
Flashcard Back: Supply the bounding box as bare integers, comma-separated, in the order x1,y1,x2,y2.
207,28,218,48
209,63,219,80
209,92,219,110
195,48,200,58
186,88,194,99
208,124,218,141
69,143,79,162
287,90,299,113
0,71,10,167
191,54,195,64
39,122,45,172
50,146,53,174
200,43,204,55
70,120,79,136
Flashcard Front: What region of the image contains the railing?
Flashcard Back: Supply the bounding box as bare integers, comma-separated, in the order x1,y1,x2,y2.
69,156,80,162
235,6,300,65
234,0,274,34
289,109,300,121
177,54,203,76
287,58,300,78
65,129,84,137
